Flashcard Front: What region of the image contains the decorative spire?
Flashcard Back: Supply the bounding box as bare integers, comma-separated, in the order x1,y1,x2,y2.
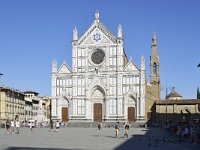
52,59,57,73
152,32,157,46
141,54,145,70
73,26,78,41
52,59,57,65
95,10,100,21
118,24,122,38
171,86,175,92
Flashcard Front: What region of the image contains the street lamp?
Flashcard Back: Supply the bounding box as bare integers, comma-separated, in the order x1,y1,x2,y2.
49,98,52,122
12,88,15,120
135,93,138,122
0,73,3,120
165,100,167,123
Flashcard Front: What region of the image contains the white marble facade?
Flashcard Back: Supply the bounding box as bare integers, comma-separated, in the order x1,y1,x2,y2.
51,12,146,122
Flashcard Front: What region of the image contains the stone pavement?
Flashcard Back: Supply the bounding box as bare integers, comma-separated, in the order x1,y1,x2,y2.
0,127,199,150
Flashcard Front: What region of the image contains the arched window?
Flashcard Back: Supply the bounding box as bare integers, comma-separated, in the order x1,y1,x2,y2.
153,62,157,74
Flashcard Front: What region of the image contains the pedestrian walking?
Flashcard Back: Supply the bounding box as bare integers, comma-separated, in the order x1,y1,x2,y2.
56,121,60,132
98,122,101,130
5,120,10,134
15,121,20,134
124,122,130,138
49,120,53,132
30,122,33,131
115,123,120,138
10,120,15,134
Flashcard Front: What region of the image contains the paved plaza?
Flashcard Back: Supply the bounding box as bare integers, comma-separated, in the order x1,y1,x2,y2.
0,127,199,150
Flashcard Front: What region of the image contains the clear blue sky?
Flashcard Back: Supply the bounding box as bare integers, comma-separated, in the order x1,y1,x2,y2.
0,0,200,99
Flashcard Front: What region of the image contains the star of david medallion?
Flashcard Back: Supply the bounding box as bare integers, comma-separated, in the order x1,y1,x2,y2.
93,32,101,42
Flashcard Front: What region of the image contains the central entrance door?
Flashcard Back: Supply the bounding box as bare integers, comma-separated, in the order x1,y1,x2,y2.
128,107,135,122
93,103,102,122
61,107,68,123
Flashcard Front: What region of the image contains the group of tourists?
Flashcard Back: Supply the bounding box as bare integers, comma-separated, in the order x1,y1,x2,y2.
3,118,132,139
49,120,61,132
5,119,20,134
97,121,130,139
151,121,200,144
114,122,130,139
3,119,62,134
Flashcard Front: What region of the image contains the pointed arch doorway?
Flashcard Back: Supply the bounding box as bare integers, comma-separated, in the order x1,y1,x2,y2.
126,94,137,123
90,85,105,123
59,95,70,123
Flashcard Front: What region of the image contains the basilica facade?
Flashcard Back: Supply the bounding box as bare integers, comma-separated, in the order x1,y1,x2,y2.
51,12,149,123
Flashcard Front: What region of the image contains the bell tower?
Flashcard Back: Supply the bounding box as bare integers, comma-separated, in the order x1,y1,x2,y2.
150,33,160,99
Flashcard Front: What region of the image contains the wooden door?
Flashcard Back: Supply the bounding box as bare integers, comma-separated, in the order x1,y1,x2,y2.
62,107,68,122
93,103,102,122
128,107,135,122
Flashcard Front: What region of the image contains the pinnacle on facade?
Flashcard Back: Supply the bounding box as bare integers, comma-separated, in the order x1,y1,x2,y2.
52,59,57,73
152,32,157,46
118,24,122,38
73,26,78,41
141,55,145,70
95,10,100,21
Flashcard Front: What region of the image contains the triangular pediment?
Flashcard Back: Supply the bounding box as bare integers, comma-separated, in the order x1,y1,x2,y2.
78,21,116,45
89,75,106,89
124,89,137,102
124,61,139,72
86,75,107,97
58,63,71,74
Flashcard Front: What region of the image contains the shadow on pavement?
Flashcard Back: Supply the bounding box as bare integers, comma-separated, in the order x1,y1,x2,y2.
114,127,200,150
91,134,116,138
6,148,84,150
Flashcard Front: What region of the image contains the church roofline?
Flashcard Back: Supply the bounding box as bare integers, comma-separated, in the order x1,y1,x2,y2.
156,99,200,104
57,62,71,73
77,13,117,45
123,60,139,72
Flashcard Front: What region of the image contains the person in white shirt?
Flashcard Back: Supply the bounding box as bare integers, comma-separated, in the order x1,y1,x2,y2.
56,121,60,132
15,121,20,134
29,122,33,131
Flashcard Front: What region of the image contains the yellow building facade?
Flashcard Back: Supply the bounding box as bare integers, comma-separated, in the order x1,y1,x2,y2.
0,87,25,122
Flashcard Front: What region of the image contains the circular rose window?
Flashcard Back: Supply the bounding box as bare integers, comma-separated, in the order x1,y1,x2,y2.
91,49,105,65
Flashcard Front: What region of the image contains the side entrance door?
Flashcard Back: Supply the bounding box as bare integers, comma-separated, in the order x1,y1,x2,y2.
62,107,68,122
128,107,135,122
93,103,102,122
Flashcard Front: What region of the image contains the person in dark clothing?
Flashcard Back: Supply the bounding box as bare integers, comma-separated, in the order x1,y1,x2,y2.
98,122,102,130
5,120,10,134
50,120,54,132
124,123,130,138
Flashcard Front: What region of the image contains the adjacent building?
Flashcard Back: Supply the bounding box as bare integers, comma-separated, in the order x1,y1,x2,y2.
24,91,50,123
0,87,50,123
152,89,200,123
0,86,25,122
